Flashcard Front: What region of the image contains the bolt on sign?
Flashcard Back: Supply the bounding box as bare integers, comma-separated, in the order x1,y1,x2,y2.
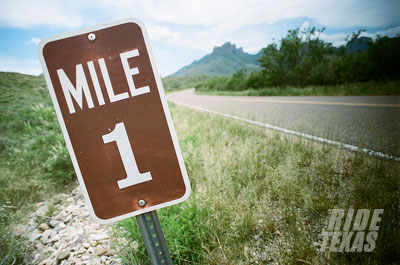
38,18,191,224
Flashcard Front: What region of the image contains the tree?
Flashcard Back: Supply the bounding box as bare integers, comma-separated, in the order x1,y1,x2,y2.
258,27,334,87
227,69,247,91
258,43,286,86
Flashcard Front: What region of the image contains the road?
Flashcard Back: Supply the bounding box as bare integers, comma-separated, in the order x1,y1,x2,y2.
167,89,400,158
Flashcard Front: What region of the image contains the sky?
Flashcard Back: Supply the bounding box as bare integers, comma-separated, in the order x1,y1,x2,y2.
0,0,399,77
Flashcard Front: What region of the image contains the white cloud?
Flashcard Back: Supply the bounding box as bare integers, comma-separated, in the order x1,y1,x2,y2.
310,0,400,28
1,0,399,76
145,22,265,55
147,25,182,42
374,26,400,38
1,0,398,55
0,0,82,28
101,0,400,30
1,0,399,30
316,25,400,47
319,33,348,47
0,55,42,75
25,37,41,45
350,25,400,41
300,21,310,31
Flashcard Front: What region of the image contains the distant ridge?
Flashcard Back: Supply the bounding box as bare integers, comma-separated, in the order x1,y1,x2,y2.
171,42,261,77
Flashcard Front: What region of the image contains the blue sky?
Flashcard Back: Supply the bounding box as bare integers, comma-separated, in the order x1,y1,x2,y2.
0,0,399,77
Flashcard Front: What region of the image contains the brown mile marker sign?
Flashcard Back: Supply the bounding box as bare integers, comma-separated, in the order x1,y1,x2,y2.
38,18,191,224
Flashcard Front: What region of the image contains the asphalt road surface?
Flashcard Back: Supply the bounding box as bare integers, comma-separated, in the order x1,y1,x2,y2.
168,89,400,158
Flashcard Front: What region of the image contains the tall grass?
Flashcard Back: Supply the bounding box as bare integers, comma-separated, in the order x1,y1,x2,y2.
113,103,399,264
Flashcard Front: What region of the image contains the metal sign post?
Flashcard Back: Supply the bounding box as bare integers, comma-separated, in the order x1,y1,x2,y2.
136,211,173,265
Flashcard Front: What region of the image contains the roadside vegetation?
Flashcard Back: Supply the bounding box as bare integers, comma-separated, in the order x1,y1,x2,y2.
113,103,400,264
195,81,400,96
0,72,76,264
1,72,399,264
194,28,400,96
162,75,212,93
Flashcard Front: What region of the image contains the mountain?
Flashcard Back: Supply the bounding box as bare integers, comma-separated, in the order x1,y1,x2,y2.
171,42,261,77
345,36,372,54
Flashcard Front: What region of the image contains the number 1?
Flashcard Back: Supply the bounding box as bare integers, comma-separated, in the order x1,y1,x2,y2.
102,122,152,189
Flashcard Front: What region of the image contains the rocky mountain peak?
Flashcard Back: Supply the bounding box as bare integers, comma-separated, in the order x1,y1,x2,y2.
213,42,244,55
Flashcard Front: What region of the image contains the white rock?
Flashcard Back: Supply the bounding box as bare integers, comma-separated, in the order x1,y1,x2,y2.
65,205,75,213
108,248,117,256
96,245,107,256
77,247,86,254
91,233,109,241
49,219,60,228
29,233,41,242
38,257,52,265
28,219,36,227
39,223,49,231
36,205,48,217
70,235,80,245
31,253,41,264
69,257,81,264
64,215,72,223
81,254,90,261
41,229,52,243
21,186,119,264
56,251,70,262
50,235,60,243
81,213,89,219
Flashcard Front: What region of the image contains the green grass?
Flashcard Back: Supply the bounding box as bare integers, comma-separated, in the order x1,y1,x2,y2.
195,81,400,96
0,72,76,264
113,102,400,264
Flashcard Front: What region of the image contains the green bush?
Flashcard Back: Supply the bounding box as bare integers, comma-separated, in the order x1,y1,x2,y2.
195,75,230,91
226,68,247,91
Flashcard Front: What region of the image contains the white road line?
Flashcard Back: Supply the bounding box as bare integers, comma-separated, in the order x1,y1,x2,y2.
171,101,400,162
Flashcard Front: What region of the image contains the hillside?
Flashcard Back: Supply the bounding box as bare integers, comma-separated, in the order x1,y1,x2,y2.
172,42,261,77
0,71,77,263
